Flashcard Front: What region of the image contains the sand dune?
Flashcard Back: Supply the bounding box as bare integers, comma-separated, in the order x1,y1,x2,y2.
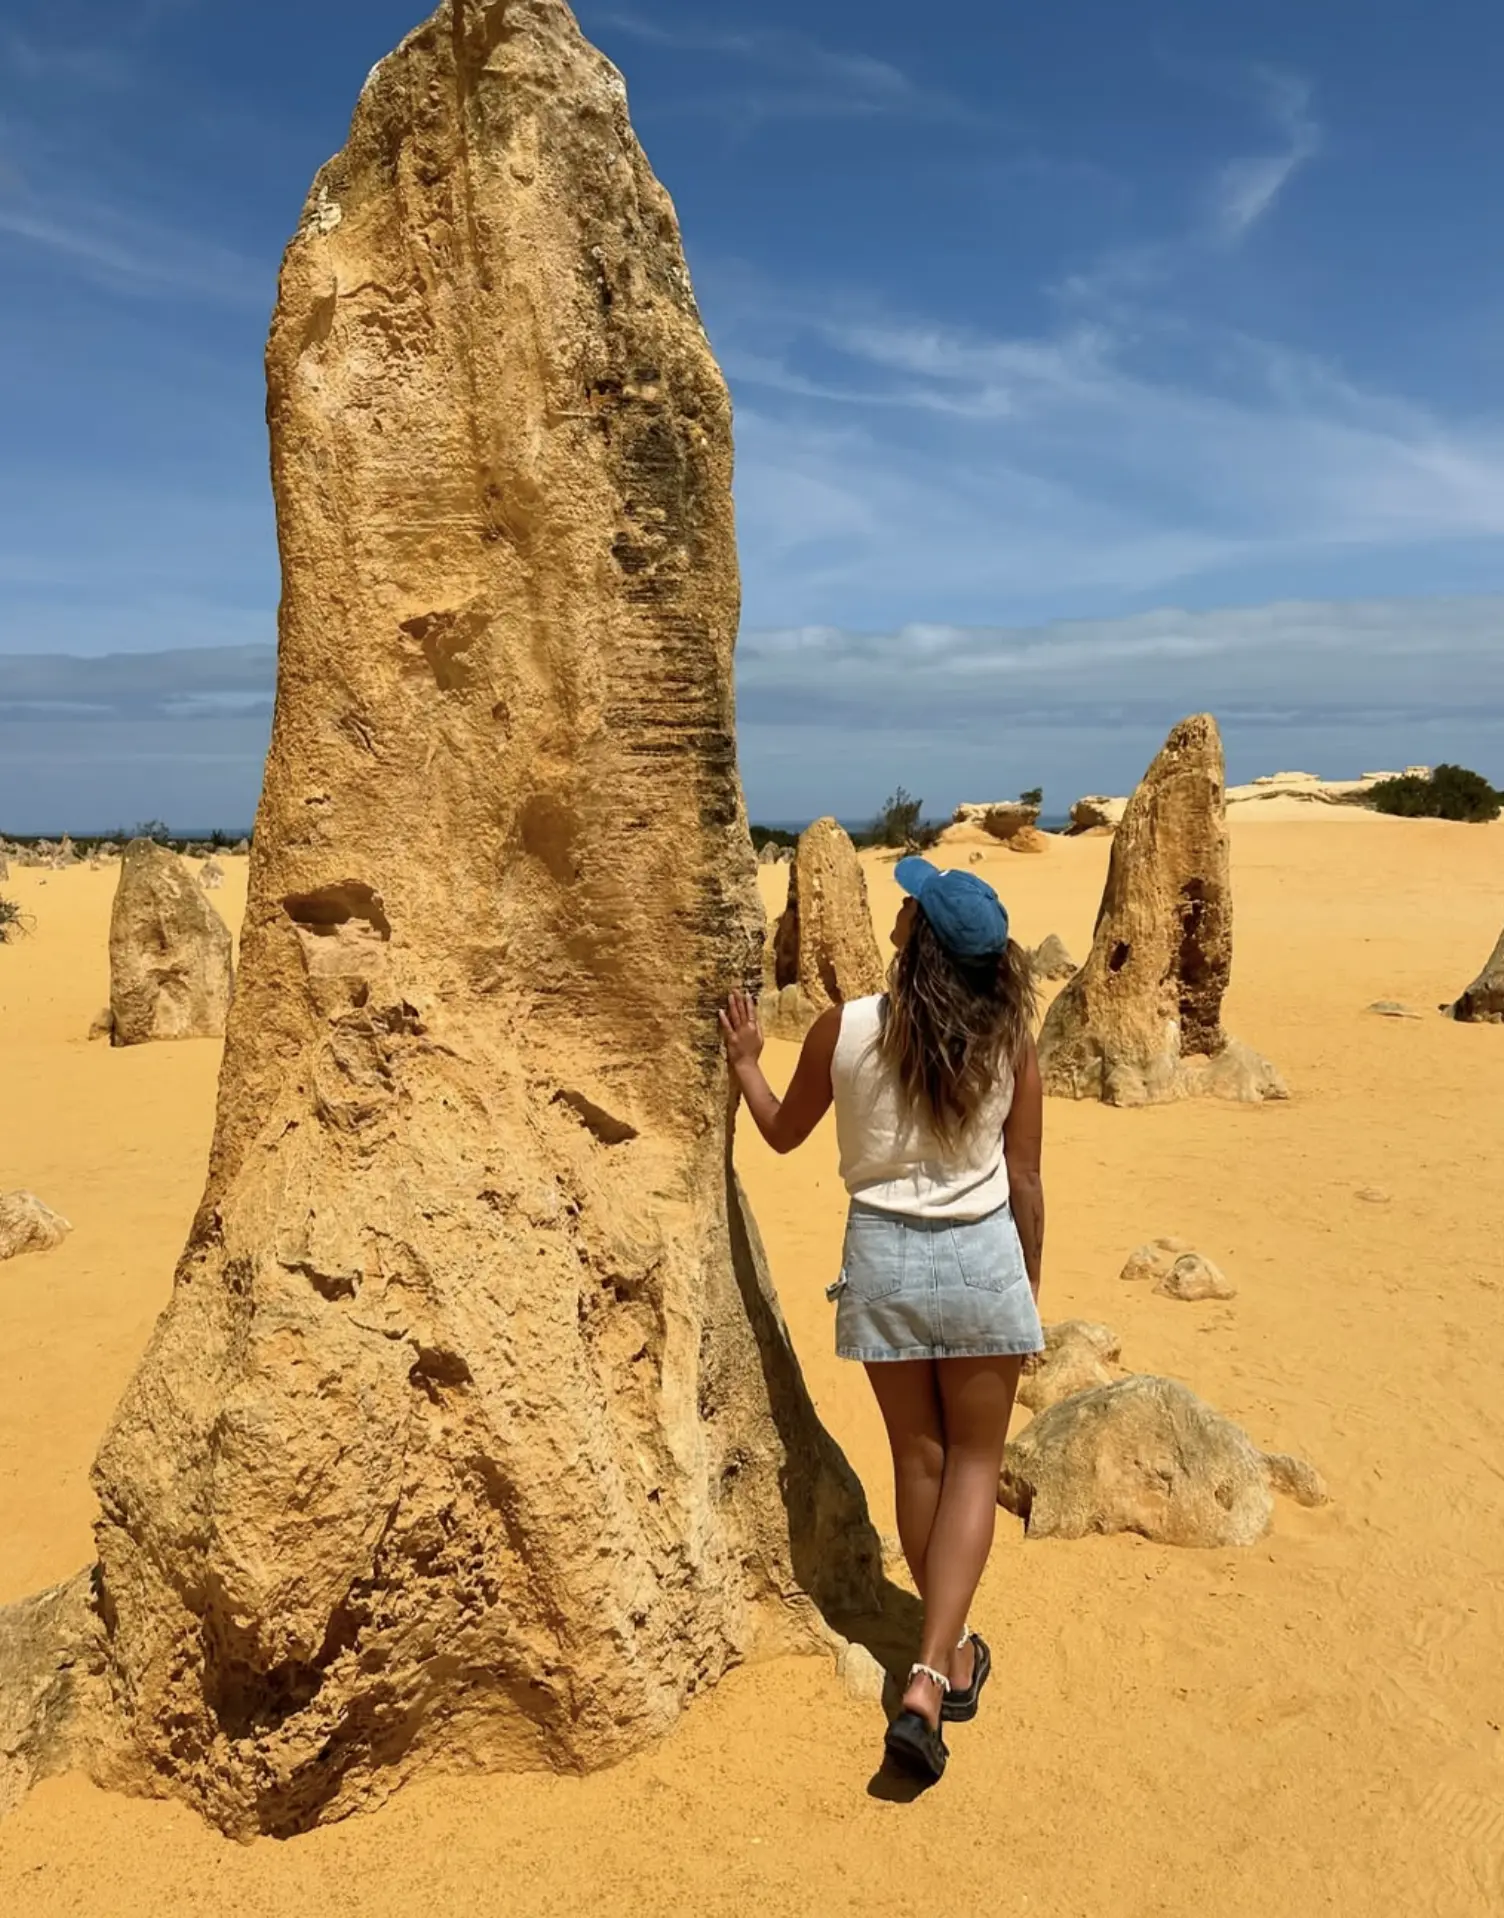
2,821,1502,1914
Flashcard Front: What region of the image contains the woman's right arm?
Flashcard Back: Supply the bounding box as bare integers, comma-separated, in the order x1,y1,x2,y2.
1003,1035,1045,1301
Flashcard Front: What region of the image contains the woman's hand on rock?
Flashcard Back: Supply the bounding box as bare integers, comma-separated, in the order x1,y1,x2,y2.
718,990,765,1068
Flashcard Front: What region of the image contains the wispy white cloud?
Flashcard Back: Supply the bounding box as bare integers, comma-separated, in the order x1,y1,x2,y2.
592,9,981,126
0,190,266,305
1209,69,1321,242
713,277,1504,628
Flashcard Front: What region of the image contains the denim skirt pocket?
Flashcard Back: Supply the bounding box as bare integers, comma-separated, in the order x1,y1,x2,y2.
840,1206,907,1303
950,1209,1027,1294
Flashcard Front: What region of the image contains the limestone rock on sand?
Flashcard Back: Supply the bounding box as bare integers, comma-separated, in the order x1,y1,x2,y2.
197,857,225,891
1038,716,1286,1106
0,1572,120,1819
1029,934,1077,981
835,1640,888,1705
1004,826,1049,855
1018,1320,1122,1413
0,1192,72,1262
998,1375,1327,1545
1446,926,1504,1023
1119,1237,1193,1283
108,838,233,1045
0,847,8,881
766,817,884,1035
952,801,1040,842
1068,795,1125,833
23,0,886,1840
1156,1252,1236,1302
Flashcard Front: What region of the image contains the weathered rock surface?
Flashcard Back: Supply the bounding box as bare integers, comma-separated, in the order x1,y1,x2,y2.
1446,927,1504,1023
766,817,884,1035
1004,826,1049,855
0,1572,125,1820
26,0,886,1841
1019,1320,1122,1413
0,1193,73,1263
999,1376,1327,1545
1156,1252,1236,1302
952,801,1040,841
1029,934,1077,981
1038,716,1286,1106
108,839,233,1045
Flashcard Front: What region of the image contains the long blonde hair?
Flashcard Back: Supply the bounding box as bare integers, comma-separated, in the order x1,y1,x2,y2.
877,916,1036,1146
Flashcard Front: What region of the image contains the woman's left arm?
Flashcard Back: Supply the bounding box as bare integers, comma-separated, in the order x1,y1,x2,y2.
719,992,839,1154
1003,1035,1045,1301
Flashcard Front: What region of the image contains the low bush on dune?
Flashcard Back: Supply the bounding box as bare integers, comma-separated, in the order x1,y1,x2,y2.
749,824,798,852
857,787,943,852
1366,764,1502,823
0,893,28,943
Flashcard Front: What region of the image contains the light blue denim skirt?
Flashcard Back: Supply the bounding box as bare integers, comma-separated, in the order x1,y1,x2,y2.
830,1201,1045,1363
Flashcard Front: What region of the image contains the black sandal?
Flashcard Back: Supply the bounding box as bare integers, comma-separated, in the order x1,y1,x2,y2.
942,1631,992,1723
883,1663,950,1781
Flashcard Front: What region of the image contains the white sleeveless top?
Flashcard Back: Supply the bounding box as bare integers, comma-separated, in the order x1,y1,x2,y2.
831,996,1014,1220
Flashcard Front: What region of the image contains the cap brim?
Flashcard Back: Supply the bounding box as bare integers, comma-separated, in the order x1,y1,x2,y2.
894,855,939,899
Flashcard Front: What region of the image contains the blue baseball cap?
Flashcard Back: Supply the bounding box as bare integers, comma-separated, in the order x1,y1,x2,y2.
894,856,1010,961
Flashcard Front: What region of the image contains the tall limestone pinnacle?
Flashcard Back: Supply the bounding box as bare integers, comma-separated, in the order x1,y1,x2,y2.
1037,714,1287,1107
0,0,885,1838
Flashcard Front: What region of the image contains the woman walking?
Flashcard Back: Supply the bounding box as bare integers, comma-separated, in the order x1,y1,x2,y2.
721,856,1044,1783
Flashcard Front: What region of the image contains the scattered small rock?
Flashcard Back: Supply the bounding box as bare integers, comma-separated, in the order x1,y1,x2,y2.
835,1640,888,1705
1367,1001,1422,1020
1156,1253,1236,1302
0,1192,72,1262
1119,1237,1194,1284
87,1007,115,1042
1029,934,1077,981
1355,1186,1392,1205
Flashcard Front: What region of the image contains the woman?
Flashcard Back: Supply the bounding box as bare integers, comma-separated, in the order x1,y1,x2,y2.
720,855,1044,1783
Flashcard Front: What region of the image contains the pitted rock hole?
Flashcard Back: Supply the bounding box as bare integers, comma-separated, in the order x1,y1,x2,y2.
1108,941,1131,974
553,1089,639,1146
520,793,579,883
399,606,486,692
409,1347,473,1401
282,884,392,978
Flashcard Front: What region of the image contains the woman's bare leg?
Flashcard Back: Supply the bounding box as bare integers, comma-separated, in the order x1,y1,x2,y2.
899,1354,1024,1728
863,1360,944,1598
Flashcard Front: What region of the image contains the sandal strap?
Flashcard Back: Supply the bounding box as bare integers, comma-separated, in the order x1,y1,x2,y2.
956,1624,972,1650
908,1661,951,1694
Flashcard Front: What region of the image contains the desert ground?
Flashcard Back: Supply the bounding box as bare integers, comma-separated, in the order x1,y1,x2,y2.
1,814,1502,1916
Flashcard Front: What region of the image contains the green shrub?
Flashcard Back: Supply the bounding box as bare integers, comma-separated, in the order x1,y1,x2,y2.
860,787,942,852
0,894,27,943
1019,786,1044,808
1366,764,1501,823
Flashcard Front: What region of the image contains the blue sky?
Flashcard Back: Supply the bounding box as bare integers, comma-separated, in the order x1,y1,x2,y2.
1,0,1501,829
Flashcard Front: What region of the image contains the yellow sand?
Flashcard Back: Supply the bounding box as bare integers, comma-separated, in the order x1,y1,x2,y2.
2,822,1502,1916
